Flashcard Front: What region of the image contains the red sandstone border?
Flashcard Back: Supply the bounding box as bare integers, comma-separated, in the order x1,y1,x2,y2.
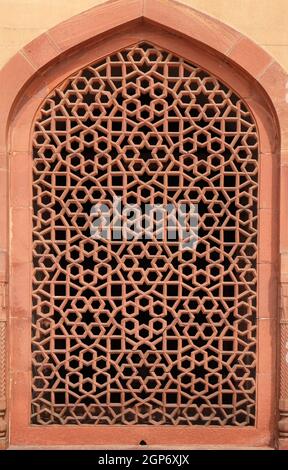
0,0,287,449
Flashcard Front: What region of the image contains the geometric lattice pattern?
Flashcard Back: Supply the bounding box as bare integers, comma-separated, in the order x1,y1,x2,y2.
31,42,258,425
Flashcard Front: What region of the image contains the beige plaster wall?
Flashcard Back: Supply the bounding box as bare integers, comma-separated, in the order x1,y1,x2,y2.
0,0,287,71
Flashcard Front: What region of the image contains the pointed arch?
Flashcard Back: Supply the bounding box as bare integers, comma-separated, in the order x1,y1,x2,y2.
0,0,287,449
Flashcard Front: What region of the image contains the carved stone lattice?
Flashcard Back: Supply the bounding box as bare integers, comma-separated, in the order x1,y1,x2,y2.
31,43,258,425
279,282,288,440
0,282,7,445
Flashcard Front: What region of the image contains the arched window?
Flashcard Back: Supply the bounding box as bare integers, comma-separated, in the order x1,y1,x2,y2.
32,42,258,428
1,0,287,449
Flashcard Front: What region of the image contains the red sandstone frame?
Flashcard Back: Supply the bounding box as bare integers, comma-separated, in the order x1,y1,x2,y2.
0,0,287,449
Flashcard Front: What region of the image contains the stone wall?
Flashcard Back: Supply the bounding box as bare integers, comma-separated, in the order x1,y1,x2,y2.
0,0,287,70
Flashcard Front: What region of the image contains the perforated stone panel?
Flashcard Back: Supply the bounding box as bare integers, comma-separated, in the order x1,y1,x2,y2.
31,42,258,425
